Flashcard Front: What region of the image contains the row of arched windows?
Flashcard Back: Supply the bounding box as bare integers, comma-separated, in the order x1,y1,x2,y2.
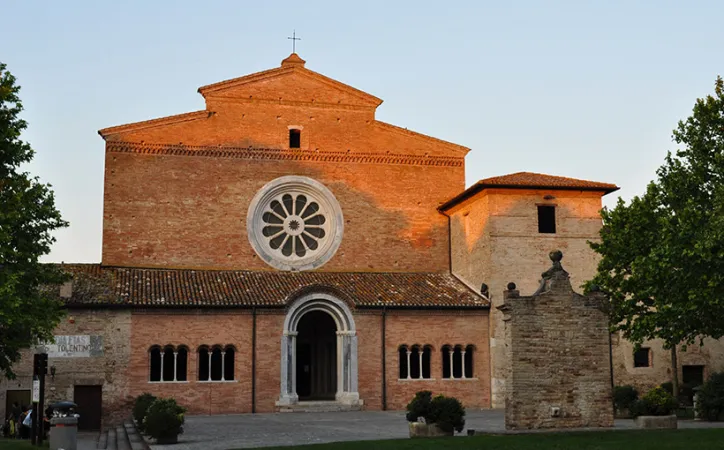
398,344,475,380
149,345,235,382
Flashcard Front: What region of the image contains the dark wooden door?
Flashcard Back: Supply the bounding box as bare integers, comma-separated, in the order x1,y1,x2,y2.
5,390,30,417
73,385,102,431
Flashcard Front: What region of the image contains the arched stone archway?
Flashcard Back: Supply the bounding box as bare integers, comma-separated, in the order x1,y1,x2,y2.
277,292,361,406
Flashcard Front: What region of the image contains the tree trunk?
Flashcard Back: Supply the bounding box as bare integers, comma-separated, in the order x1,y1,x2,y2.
671,346,679,400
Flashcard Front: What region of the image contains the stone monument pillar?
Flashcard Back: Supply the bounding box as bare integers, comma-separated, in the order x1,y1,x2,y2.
498,250,613,430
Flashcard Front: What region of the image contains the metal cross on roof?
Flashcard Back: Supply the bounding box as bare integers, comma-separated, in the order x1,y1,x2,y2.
287,30,301,53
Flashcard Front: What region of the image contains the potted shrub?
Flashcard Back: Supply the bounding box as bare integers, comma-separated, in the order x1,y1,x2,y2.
406,391,466,437
613,385,638,418
144,398,186,444
132,393,157,433
630,386,678,429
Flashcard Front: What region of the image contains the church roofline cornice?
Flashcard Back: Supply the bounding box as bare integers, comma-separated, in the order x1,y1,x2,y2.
98,111,211,139
197,65,383,107
373,121,470,154
204,94,377,112
105,141,465,167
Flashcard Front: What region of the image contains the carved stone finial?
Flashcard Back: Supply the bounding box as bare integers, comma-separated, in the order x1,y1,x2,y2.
550,250,563,263
507,282,517,291
480,283,489,297
532,250,570,295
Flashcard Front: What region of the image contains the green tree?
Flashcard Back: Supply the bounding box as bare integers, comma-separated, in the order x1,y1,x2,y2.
588,76,724,398
0,62,68,378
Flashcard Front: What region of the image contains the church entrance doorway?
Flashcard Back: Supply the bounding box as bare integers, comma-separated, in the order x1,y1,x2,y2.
278,292,361,408
296,311,337,400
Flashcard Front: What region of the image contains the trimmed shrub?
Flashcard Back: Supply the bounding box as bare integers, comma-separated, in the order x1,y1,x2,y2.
428,395,466,433
613,385,638,414
695,372,724,421
132,393,157,432
629,386,678,417
405,391,433,423
144,398,186,443
405,391,465,433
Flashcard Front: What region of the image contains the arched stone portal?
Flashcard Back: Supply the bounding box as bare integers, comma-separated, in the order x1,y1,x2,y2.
277,292,361,406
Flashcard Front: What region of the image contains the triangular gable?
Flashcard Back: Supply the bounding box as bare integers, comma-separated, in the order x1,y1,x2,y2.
198,56,382,108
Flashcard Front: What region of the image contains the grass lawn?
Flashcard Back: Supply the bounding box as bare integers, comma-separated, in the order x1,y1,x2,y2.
253,429,724,450
0,439,47,450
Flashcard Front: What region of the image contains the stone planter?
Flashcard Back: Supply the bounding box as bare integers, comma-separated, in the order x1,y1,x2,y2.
155,433,180,444
634,415,678,429
408,422,454,438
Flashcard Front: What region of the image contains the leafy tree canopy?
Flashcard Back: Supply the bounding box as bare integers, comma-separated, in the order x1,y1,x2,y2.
588,77,724,349
0,62,68,378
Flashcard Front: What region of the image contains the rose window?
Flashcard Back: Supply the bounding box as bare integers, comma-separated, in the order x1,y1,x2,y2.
247,176,344,271
261,193,327,258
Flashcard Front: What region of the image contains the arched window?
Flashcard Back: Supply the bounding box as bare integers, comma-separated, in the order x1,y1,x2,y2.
452,345,463,379
198,346,210,381
199,345,235,381
176,346,189,382
149,345,188,382
149,346,162,382
442,344,474,379
464,345,474,378
398,345,409,379
399,344,432,380
410,345,421,379
210,346,223,381
442,345,452,379
162,345,175,381
224,346,236,381
422,345,432,379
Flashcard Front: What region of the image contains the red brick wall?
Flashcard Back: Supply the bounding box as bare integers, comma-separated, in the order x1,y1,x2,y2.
129,311,256,415
125,309,488,415
356,310,490,411
103,154,461,272
100,66,466,272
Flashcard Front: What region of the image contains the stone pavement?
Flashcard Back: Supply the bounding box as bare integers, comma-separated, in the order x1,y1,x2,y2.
148,409,724,450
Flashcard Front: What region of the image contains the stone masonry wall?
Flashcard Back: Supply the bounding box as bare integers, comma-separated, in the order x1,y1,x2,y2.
448,188,606,407
612,335,724,395
499,251,613,429
0,309,131,427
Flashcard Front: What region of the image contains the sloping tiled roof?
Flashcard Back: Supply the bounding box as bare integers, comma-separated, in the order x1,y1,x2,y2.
439,171,619,211
58,265,488,309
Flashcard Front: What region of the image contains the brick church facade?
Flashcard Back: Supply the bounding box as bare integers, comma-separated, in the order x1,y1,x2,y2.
4,52,661,427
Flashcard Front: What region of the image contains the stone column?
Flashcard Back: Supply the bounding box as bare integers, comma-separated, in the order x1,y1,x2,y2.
461,350,466,379
173,351,178,382
418,349,424,379
208,351,212,381
406,349,412,380
277,331,298,406
160,350,165,381
221,351,226,381
334,330,360,405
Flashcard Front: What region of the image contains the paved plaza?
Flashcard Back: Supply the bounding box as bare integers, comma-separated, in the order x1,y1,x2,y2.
146,409,724,450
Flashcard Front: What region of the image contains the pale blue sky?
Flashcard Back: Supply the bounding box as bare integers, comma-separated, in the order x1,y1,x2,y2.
4,1,722,263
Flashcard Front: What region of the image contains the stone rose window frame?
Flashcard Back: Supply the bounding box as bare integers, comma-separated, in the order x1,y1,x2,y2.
247,176,344,271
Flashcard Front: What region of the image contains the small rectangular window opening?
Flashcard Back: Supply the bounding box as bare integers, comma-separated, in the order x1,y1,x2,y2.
538,205,556,234
289,129,301,148
633,348,651,368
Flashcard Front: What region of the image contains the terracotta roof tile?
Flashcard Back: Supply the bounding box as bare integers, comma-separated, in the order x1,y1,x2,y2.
475,172,619,191
58,265,488,309
439,171,619,211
